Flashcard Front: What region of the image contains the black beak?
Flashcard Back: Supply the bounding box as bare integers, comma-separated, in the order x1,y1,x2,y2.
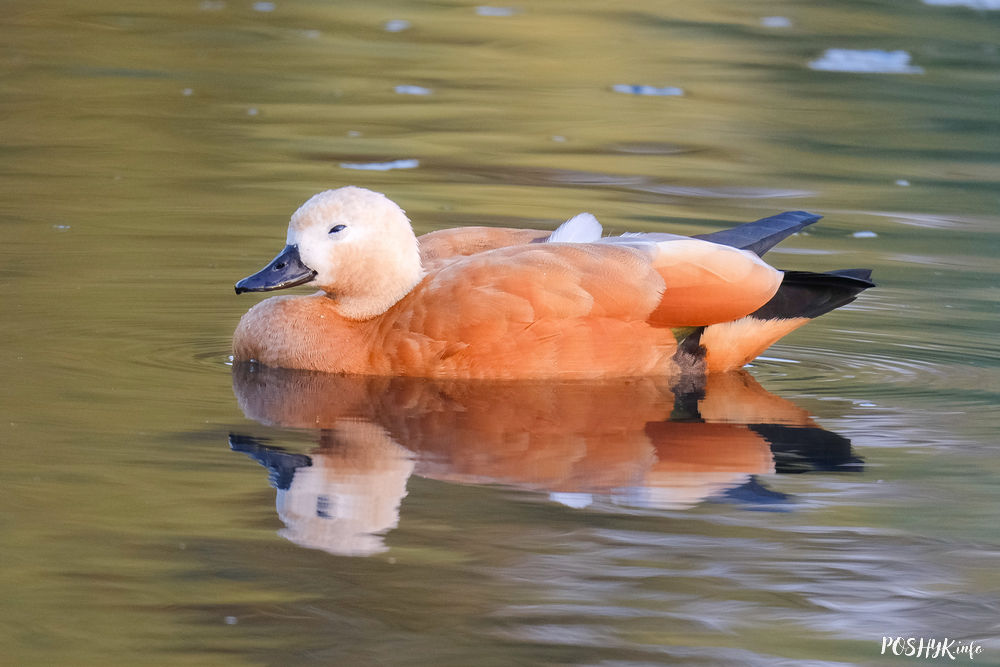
235,244,317,294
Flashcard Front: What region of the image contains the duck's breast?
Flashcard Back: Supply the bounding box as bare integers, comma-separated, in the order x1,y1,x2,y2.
234,294,387,374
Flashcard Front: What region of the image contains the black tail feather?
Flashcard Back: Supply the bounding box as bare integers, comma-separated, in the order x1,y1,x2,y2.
752,270,875,320
693,211,822,257
827,268,874,282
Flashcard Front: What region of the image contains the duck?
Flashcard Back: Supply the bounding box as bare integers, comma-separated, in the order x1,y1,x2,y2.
233,186,873,379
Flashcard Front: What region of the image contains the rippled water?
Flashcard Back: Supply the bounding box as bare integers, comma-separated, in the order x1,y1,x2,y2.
2,0,999,665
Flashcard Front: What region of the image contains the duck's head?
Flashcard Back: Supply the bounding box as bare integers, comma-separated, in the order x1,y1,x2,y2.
235,186,423,320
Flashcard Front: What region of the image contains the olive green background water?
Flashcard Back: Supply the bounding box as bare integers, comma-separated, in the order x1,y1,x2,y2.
2,1,999,665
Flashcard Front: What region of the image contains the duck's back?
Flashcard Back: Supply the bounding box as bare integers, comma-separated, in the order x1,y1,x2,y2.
418,226,548,271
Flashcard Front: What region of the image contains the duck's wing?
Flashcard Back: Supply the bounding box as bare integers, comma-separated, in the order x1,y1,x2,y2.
602,238,785,327
417,211,817,329
385,240,787,377
401,240,781,339
385,243,672,377
404,243,662,333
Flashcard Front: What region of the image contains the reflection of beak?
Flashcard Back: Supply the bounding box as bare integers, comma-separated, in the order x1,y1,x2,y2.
235,244,317,294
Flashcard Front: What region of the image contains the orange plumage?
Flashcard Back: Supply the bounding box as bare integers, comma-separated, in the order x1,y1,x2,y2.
233,187,872,378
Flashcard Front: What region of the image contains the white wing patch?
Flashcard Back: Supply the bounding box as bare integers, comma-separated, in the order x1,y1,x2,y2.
547,213,603,243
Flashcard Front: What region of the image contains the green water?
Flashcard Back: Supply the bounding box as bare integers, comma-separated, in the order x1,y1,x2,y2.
2,0,999,664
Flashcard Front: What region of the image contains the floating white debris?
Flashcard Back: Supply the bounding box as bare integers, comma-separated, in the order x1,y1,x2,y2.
252,1,275,11
394,85,432,95
895,179,911,186
199,0,225,10
809,49,924,74
224,616,238,625
346,130,362,137
924,0,1000,8
384,19,411,32
182,88,193,96
300,29,320,39
53,224,71,231
851,230,878,238
475,6,516,16
612,84,685,97
339,159,419,171
551,135,567,142
760,16,793,28
246,107,259,116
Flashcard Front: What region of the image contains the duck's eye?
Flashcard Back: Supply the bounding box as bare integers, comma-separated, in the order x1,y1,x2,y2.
329,224,346,234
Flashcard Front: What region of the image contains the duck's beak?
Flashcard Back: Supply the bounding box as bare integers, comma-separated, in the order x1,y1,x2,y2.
235,244,318,294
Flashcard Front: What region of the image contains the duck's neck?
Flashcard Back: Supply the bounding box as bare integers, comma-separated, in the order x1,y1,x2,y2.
319,239,424,322
327,273,422,321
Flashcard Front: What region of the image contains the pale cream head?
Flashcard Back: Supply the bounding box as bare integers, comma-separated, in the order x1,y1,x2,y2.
287,187,423,320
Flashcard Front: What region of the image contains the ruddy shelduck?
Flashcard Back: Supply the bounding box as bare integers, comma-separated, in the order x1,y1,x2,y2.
233,186,873,379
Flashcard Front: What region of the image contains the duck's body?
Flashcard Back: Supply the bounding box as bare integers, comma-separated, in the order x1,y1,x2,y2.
233,187,873,379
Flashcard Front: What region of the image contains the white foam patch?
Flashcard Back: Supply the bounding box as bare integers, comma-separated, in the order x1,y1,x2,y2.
339,159,419,171
476,6,516,16
384,19,411,32
395,85,432,95
809,49,924,74
612,84,685,97
760,16,793,28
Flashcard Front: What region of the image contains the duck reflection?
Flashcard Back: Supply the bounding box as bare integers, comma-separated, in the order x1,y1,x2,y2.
230,365,860,556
